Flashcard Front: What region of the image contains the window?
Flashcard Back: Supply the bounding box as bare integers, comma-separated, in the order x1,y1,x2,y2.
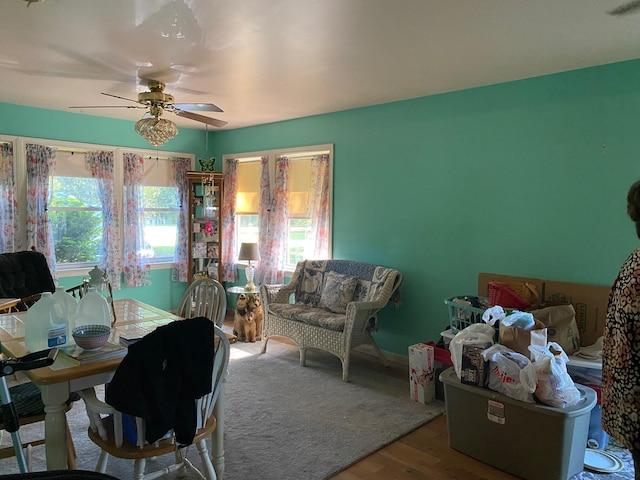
139,157,182,262
49,175,102,264
228,144,332,271
48,150,103,267
4,137,194,275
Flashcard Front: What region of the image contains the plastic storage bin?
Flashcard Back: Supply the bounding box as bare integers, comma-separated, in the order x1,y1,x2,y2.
440,329,455,349
439,367,596,480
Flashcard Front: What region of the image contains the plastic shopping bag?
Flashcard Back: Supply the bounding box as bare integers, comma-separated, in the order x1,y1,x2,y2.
450,323,495,386
482,344,536,403
529,342,581,408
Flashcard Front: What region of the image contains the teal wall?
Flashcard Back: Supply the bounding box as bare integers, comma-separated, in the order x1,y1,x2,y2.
208,58,640,355
55,270,186,314
2,58,640,354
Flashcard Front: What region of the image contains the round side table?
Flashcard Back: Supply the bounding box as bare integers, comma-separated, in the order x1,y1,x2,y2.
226,286,260,296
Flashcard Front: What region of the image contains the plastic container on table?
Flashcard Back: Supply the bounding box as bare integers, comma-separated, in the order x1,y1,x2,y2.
24,292,67,352
75,287,111,329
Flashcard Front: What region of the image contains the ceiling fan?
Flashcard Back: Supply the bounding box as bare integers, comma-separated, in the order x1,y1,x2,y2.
608,0,640,15
70,80,227,146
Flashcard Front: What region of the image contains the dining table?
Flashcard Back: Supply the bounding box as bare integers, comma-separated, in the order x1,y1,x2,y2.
0,298,231,476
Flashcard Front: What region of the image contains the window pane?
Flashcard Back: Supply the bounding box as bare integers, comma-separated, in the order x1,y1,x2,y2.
142,186,179,259
287,218,312,265
49,176,102,264
236,214,259,247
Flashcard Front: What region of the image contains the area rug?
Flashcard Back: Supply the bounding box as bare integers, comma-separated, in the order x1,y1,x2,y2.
572,443,635,480
0,338,444,479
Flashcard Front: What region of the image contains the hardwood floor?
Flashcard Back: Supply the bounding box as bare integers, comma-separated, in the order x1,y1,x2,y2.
328,414,518,480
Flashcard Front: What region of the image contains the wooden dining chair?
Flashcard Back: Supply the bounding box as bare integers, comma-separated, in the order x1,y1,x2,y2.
65,280,89,301
0,251,77,467
0,375,78,468
78,321,231,480
177,278,227,327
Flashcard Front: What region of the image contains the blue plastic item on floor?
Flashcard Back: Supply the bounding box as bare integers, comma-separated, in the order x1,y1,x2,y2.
587,405,609,450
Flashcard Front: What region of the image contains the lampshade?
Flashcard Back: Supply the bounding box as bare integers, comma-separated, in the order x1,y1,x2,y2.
239,242,259,291
238,242,260,261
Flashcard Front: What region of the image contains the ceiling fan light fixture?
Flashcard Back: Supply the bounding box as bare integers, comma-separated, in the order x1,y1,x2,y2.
134,116,178,147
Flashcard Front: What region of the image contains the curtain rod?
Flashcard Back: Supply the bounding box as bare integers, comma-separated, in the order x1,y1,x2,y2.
55,147,176,161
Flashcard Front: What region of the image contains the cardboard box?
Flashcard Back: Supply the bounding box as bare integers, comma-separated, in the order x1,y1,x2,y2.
478,272,610,347
408,343,435,404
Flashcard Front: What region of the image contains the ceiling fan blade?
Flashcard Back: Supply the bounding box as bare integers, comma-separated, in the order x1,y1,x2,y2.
173,109,227,127
608,0,640,15
69,105,144,109
101,92,141,104
173,102,223,112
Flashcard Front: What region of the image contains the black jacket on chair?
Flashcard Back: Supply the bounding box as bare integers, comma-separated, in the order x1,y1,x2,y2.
105,316,215,445
0,251,55,302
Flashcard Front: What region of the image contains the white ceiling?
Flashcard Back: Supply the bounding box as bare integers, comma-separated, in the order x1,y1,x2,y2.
2,0,640,131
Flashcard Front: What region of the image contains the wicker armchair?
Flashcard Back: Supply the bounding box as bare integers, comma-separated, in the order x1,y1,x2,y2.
260,259,402,382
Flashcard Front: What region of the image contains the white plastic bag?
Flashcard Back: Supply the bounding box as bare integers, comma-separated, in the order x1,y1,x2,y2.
529,341,581,408
450,323,495,379
482,344,536,403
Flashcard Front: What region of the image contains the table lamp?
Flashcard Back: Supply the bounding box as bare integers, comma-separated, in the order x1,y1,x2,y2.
238,242,260,291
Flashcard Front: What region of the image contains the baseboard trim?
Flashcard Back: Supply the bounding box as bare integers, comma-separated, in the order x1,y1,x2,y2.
353,344,408,368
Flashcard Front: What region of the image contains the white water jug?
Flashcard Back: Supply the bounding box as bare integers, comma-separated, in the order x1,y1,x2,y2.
24,292,67,352
75,286,111,329
52,286,77,345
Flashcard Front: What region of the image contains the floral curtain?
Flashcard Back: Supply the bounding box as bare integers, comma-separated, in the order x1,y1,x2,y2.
309,154,331,259
85,151,122,290
171,157,191,282
260,156,289,285
122,152,151,287
26,144,56,274
255,155,270,285
221,158,238,282
0,143,19,253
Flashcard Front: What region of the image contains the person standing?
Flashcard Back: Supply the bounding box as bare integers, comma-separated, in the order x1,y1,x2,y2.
602,179,640,479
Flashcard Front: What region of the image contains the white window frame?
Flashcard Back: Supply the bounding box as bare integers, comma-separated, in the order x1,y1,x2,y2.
224,143,333,272
2,135,194,277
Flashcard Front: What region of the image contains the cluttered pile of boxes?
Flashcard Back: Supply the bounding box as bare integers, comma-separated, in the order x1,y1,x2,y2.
408,273,612,480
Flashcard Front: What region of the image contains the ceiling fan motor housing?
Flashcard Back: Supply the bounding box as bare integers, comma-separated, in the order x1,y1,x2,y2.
138,81,174,107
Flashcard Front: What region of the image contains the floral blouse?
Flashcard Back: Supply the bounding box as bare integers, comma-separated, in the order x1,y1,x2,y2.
602,246,640,452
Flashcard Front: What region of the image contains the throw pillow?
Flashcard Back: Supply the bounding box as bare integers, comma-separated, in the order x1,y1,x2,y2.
318,271,358,314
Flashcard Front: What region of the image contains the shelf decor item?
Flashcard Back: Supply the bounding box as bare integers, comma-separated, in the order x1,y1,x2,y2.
187,171,224,283
238,242,260,291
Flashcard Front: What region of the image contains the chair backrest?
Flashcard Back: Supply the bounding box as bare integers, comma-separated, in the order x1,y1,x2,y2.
83,322,230,450
195,324,230,431
177,278,227,327
0,251,56,311
65,280,89,300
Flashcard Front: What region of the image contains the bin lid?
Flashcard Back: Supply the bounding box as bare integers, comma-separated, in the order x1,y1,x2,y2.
584,448,623,473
